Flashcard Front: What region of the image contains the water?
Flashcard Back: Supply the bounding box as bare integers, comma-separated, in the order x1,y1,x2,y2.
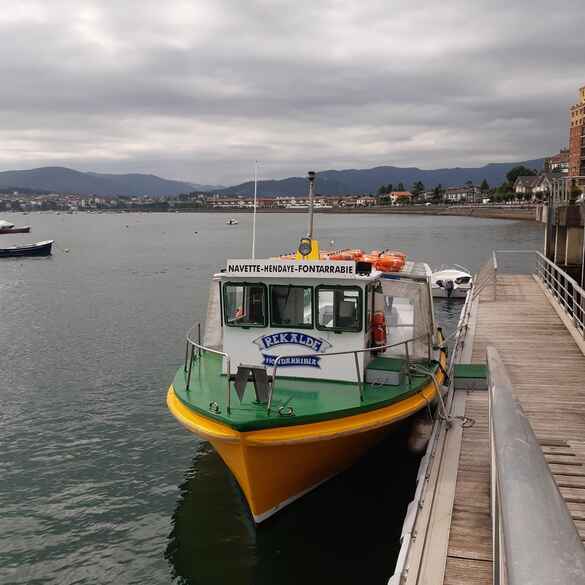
0,212,543,585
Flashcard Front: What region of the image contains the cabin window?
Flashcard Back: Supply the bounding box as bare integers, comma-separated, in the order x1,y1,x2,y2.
384,296,415,351
316,286,362,332
223,283,267,327
270,285,313,328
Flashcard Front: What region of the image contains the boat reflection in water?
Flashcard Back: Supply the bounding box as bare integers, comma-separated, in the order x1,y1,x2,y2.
165,431,423,585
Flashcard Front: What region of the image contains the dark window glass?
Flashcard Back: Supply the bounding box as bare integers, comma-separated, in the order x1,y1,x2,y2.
223,283,267,327
270,285,313,328
316,287,362,332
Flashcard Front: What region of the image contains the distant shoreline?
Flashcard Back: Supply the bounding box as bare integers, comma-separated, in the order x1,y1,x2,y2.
153,205,537,221
7,205,538,221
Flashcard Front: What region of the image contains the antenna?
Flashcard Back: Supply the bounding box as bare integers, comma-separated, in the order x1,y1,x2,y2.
251,161,259,259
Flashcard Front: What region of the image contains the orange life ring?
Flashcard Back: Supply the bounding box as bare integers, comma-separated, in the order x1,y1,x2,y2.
372,311,387,346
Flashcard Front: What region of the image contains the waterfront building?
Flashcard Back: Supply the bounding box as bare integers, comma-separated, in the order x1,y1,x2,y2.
513,176,539,195
443,185,480,204
569,86,585,177
533,174,553,198
389,191,413,205
514,174,552,200
544,149,569,174
539,83,585,286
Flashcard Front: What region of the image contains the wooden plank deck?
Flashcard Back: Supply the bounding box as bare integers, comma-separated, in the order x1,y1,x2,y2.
443,273,585,584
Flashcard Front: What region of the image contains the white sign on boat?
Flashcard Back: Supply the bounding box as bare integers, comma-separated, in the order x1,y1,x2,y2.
225,259,356,278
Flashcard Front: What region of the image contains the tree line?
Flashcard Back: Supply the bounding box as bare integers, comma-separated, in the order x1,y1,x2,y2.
375,165,545,204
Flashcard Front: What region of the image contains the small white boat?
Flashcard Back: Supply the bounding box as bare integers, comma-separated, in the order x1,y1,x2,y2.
226,218,238,225
431,265,472,298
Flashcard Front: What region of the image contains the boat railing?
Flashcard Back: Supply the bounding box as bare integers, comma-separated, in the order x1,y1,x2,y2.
487,345,585,584
184,325,436,417
184,324,233,413
268,332,434,415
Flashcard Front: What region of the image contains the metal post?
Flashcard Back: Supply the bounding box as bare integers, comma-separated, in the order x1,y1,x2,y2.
226,357,231,414
252,161,258,259
307,171,316,239
405,341,412,389
353,352,364,402
268,356,281,414
186,343,194,391
427,332,432,364
197,323,202,359
184,340,189,373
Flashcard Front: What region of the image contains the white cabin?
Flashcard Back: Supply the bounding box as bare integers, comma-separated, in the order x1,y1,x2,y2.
203,258,436,383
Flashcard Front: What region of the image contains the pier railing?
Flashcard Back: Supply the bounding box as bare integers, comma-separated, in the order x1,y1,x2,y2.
490,249,585,336
534,251,585,335
487,345,585,584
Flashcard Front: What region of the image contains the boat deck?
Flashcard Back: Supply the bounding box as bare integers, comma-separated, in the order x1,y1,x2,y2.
399,272,585,584
172,352,444,432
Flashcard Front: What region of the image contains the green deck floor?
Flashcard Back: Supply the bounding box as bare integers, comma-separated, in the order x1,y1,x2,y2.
172,352,441,432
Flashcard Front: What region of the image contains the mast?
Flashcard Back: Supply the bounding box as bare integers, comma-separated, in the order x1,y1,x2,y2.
307,170,316,239
251,161,258,259
296,170,320,259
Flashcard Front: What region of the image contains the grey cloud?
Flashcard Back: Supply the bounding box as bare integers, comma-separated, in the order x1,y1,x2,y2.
0,0,583,184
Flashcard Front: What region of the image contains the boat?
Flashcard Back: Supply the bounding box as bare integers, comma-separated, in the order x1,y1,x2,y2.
226,218,239,225
431,265,472,298
167,171,447,523
0,219,31,234
0,240,53,258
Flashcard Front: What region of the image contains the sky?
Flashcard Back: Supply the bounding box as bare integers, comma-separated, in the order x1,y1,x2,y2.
0,0,584,186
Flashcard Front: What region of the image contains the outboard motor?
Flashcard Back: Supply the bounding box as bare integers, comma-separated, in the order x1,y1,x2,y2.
444,279,454,298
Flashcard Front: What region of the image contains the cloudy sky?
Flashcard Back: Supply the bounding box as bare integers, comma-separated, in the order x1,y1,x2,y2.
0,0,583,185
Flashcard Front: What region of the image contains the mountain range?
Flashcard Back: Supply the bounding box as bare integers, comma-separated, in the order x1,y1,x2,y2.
219,158,545,196
0,167,220,197
0,159,545,197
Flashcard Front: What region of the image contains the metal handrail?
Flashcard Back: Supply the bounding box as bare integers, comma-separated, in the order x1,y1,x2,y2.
487,346,585,584
185,325,233,414
535,250,585,296
267,332,433,414
534,251,585,335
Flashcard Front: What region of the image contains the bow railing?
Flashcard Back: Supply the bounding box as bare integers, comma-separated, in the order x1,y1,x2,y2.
268,332,434,414
184,324,233,413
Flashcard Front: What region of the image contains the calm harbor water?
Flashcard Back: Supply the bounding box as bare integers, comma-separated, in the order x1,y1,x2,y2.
0,212,543,585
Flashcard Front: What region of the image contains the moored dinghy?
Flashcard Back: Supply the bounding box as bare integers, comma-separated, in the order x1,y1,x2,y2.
167,171,447,523
431,265,472,298
0,240,53,258
0,219,31,234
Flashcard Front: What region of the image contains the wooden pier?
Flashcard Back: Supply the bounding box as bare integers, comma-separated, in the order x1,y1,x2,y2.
391,256,585,585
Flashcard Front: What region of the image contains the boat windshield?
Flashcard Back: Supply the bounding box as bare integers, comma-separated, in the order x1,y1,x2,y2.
223,283,267,327
316,286,362,332
270,285,313,328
